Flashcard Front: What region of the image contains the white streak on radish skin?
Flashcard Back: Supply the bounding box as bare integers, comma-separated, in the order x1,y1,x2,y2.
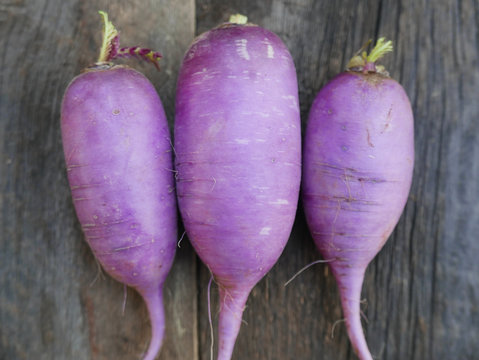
261,38,275,59
282,95,298,110
235,39,250,60
192,68,208,76
269,199,289,205
267,45,274,58
259,227,271,235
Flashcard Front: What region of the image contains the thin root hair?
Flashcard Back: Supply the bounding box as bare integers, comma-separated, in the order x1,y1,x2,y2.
89,258,106,287
360,309,369,324
284,259,334,287
360,298,369,322
331,318,346,339
122,284,128,316
207,274,214,360
164,167,178,175
166,137,177,156
178,231,186,248
218,284,246,314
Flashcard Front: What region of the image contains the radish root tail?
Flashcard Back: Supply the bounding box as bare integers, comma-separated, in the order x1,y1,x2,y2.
336,268,373,360
216,287,249,360
140,287,166,360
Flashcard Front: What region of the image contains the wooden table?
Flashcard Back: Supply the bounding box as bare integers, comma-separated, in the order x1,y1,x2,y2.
1,0,478,359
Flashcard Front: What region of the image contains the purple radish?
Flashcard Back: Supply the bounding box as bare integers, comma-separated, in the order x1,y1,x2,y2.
61,12,176,360
175,14,301,360
302,38,414,360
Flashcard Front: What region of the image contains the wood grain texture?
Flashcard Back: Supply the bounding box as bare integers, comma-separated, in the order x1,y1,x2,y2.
0,1,197,359
1,0,478,359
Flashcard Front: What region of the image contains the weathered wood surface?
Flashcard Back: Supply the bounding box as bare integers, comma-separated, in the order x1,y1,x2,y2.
0,1,197,359
1,0,478,359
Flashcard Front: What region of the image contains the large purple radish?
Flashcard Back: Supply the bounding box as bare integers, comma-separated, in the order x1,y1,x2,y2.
175,14,301,360
61,12,176,360
303,39,414,359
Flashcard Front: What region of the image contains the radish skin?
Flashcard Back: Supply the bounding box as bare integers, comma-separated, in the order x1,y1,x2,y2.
175,15,301,360
303,39,414,359
61,12,176,360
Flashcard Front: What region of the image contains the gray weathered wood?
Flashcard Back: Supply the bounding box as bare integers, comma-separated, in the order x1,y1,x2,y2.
0,1,197,359
1,0,478,359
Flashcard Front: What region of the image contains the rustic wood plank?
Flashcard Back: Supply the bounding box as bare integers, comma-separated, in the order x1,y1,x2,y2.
1,0,478,359
370,1,479,360
195,0,479,359
0,1,197,359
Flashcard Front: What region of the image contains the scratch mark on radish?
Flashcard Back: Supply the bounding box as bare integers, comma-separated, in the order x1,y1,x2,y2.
70,183,103,190
210,177,216,192
67,163,89,171
381,107,393,133
366,128,374,147
66,146,78,164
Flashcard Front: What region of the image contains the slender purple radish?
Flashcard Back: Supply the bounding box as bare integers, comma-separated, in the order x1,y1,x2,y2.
61,12,176,360
302,39,414,360
175,14,301,360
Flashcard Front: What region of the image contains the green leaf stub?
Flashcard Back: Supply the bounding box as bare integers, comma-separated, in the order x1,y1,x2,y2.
98,11,119,63
346,37,393,75
94,11,162,70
